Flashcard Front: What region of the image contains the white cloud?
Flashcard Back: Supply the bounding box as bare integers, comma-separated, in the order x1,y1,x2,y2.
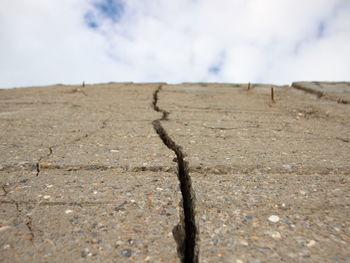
0,0,349,88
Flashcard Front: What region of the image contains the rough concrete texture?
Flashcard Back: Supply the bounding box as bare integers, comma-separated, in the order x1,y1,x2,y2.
292,82,350,104
0,82,349,262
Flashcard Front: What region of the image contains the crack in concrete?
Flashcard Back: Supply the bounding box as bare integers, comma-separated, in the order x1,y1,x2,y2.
1,200,117,206
292,83,350,105
33,117,111,177
1,184,10,196
36,147,53,176
336,137,349,143
152,85,169,120
2,164,349,175
14,202,35,243
25,220,35,242
151,85,199,263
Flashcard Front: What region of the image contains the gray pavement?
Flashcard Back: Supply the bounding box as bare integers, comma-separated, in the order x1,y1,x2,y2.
0,82,349,262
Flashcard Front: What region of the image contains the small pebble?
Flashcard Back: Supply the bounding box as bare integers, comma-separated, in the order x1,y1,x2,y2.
43,195,51,200
0,226,11,232
115,240,124,246
307,240,316,247
270,231,281,239
3,244,10,249
110,150,119,153
245,216,253,221
65,209,73,214
236,260,244,263
259,246,271,250
121,249,132,257
268,215,280,223
93,191,98,194
240,240,249,246
46,185,53,188
282,164,292,170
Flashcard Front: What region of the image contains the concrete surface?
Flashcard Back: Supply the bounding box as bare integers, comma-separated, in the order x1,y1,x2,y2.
0,82,349,262
292,82,350,104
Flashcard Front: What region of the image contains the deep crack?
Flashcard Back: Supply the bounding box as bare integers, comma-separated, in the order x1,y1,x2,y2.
152,85,169,120
151,85,199,263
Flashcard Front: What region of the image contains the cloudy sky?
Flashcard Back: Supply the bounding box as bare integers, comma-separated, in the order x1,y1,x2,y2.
1,0,349,88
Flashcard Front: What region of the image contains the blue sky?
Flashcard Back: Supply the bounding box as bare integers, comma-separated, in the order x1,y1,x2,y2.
0,0,349,88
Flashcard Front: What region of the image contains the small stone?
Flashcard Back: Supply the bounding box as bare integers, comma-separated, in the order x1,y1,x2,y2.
115,240,123,246
43,195,51,200
81,251,87,258
259,246,271,250
121,249,132,257
307,240,316,247
268,215,280,223
270,231,282,239
110,149,119,153
3,244,10,249
282,164,292,170
240,240,249,246
0,226,11,232
236,260,244,263
46,185,53,188
93,191,98,194
245,215,253,221
65,209,73,214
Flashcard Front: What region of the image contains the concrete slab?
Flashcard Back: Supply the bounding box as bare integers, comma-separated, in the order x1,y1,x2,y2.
0,170,180,262
194,172,350,263
160,84,350,173
1,82,350,262
157,83,350,262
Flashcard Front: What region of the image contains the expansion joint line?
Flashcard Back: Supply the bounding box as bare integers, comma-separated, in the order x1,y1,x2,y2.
151,85,199,263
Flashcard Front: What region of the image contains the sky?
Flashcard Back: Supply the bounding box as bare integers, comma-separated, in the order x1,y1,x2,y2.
0,0,349,89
